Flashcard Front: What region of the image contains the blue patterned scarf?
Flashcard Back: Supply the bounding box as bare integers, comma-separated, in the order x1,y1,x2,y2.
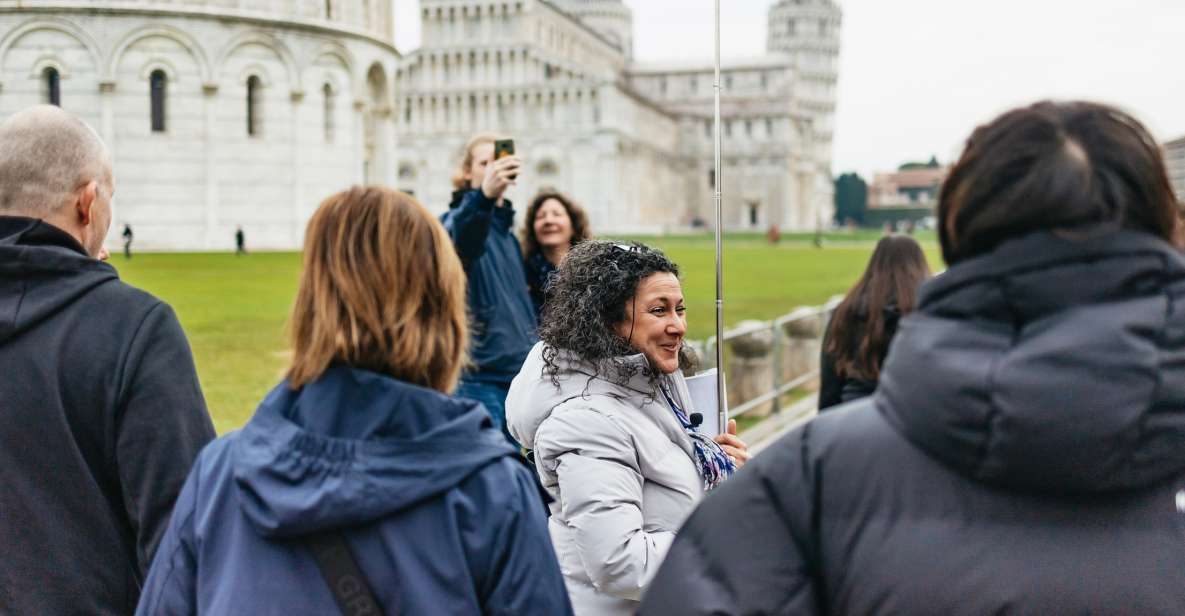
660,383,736,491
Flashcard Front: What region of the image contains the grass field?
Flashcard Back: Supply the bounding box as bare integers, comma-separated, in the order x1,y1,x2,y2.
112,233,941,432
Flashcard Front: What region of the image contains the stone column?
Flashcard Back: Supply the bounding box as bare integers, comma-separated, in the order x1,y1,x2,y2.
202,83,219,249
726,320,776,418
781,307,825,388
289,90,304,247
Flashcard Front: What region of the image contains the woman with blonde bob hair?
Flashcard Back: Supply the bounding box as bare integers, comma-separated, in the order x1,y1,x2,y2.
137,187,571,615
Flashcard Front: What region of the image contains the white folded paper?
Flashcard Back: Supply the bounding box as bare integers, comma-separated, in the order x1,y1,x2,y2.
685,368,725,437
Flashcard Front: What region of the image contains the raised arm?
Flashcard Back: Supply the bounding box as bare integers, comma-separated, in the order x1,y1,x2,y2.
442,189,496,265
441,155,522,265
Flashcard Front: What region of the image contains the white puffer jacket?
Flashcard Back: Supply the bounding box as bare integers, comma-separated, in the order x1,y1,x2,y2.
506,342,705,616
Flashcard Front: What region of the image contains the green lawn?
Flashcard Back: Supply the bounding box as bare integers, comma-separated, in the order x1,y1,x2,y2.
112,235,941,433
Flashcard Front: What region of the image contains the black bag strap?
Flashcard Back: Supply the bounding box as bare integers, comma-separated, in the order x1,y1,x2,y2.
306,531,386,615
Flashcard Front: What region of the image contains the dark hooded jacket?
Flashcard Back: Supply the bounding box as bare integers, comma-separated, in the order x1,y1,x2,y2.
818,303,901,410
641,230,1185,615
0,216,215,615
524,251,557,319
135,365,572,615
442,190,538,383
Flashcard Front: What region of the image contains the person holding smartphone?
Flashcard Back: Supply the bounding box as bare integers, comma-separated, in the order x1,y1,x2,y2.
441,133,534,445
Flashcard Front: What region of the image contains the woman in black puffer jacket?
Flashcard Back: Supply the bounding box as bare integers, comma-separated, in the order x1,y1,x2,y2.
818,235,930,410
640,100,1185,615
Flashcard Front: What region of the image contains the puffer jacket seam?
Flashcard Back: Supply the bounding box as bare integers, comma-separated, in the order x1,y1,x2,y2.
975,275,1012,479
1137,254,1173,478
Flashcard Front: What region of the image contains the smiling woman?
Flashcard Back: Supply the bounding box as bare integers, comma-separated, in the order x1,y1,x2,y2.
505,239,748,615
520,190,591,317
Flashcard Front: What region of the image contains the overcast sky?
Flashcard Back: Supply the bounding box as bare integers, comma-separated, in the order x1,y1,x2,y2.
394,0,1185,178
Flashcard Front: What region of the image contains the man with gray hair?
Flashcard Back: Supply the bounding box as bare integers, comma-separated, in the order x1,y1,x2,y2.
0,106,215,614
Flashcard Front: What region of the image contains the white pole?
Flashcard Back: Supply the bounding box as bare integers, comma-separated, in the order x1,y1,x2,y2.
713,0,727,432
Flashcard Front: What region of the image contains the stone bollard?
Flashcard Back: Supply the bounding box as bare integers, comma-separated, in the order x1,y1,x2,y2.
681,339,708,378
781,307,825,391
726,320,776,418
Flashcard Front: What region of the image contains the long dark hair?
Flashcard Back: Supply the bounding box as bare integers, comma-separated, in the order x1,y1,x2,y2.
938,100,1182,264
825,235,930,381
521,190,591,263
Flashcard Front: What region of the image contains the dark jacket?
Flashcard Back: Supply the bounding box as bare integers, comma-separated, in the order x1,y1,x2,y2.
136,365,573,615
817,304,901,410
442,190,538,383
524,251,557,318
0,216,215,615
641,230,1185,615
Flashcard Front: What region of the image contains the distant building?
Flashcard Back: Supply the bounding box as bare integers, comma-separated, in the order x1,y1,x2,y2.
394,0,843,232
0,0,844,249
1164,135,1185,204
0,0,400,251
868,158,948,209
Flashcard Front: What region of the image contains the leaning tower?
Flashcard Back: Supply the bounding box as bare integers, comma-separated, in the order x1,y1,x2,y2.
555,0,635,59
767,0,841,170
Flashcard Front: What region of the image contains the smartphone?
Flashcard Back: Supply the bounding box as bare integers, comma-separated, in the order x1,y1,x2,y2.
494,139,515,160
494,139,517,180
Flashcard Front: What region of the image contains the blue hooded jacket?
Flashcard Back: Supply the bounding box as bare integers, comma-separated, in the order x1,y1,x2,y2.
441,190,538,383
136,366,572,615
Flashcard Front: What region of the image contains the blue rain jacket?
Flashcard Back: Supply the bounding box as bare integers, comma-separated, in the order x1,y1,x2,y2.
442,190,538,383
136,365,572,615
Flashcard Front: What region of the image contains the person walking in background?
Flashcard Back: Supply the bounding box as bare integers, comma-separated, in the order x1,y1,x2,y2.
507,241,748,615
0,105,215,615
122,222,134,258
818,234,930,410
136,186,572,616
640,100,1185,615
234,225,246,255
521,190,591,317
441,133,535,443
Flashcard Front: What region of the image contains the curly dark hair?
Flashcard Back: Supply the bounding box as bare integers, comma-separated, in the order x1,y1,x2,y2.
520,190,592,262
539,240,694,389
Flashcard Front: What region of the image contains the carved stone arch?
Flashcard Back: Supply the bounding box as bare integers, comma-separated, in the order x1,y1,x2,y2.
307,42,356,98
29,55,70,79
0,17,102,87
106,24,212,84
215,31,301,95
237,63,274,87
138,57,181,82
308,42,356,75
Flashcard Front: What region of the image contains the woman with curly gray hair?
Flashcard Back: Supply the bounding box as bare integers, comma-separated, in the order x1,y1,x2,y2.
506,240,749,615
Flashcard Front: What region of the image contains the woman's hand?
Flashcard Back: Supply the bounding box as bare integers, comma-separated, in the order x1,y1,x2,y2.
714,419,750,470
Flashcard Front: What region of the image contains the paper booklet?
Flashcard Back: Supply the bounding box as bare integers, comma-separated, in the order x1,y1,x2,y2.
684,368,724,437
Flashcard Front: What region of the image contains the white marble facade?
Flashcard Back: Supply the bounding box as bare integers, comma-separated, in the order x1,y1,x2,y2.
395,0,842,232
0,0,841,249
0,0,400,250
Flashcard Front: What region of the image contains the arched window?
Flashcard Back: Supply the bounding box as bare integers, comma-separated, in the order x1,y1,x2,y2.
538,159,558,177
322,83,335,143
150,70,167,133
43,67,61,106
246,76,262,137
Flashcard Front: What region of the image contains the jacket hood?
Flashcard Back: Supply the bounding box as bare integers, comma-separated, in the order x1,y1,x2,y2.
0,217,116,344
878,229,1185,494
233,365,517,538
507,342,673,450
